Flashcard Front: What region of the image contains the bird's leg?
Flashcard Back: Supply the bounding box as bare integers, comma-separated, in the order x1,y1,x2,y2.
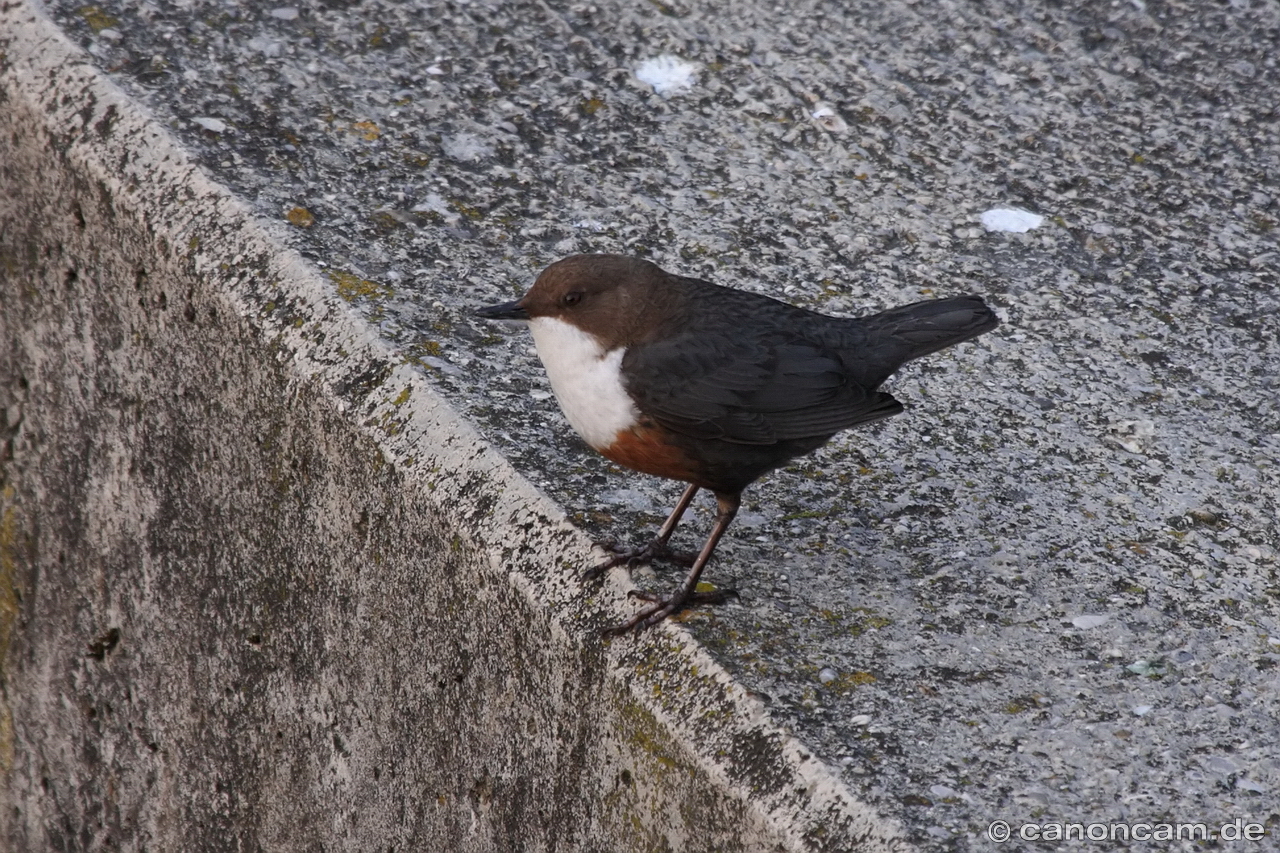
603,492,741,636
584,483,700,580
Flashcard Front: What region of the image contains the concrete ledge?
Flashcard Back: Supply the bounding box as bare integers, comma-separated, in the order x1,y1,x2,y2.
0,7,897,851
9,0,1280,848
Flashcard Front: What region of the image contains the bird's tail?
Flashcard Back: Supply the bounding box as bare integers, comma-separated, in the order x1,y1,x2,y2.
855,295,999,385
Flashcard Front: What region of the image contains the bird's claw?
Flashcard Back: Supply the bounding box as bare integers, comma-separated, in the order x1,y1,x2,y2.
601,587,739,636
581,537,697,582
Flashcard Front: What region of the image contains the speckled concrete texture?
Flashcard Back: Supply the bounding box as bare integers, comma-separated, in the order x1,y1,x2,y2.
1,5,901,852
4,0,1279,849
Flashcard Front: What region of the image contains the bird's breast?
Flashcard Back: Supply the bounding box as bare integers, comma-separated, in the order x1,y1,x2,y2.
528,316,641,450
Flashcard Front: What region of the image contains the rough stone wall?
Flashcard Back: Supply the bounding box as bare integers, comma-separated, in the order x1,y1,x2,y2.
0,31,813,853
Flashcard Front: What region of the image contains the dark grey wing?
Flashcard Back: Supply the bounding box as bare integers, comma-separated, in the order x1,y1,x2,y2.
623,331,903,446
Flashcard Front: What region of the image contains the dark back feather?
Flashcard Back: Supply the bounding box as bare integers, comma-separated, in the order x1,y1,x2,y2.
624,277,997,446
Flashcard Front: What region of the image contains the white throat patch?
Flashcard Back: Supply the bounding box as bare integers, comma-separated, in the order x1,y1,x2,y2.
528,316,639,450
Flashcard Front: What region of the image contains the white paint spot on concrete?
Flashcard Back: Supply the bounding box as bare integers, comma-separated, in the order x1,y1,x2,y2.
192,117,228,133
811,103,848,132
635,55,699,96
980,207,1044,233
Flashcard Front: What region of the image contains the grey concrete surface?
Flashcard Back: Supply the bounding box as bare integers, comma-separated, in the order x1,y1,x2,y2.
4,0,1280,850
0,6,897,852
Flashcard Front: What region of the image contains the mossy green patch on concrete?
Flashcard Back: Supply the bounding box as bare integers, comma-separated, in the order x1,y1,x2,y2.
0,489,23,663
0,489,24,773
329,269,394,303
621,700,684,773
823,671,876,694
77,5,118,32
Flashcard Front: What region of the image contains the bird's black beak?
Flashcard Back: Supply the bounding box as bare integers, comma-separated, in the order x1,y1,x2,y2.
474,299,529,321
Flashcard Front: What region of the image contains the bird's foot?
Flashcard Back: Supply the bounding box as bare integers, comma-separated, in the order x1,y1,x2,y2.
582,537,698,582
601,586,740,636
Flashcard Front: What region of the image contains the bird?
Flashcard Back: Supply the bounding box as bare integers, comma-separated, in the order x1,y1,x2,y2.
475,254,999,635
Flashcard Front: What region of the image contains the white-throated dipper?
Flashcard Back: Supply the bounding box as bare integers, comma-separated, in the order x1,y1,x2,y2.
476,254,999,635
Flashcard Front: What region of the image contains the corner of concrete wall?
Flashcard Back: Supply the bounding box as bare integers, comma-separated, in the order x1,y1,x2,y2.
0,5,902,851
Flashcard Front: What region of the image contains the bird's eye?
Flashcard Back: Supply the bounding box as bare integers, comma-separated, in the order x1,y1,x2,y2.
562,291,584,307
